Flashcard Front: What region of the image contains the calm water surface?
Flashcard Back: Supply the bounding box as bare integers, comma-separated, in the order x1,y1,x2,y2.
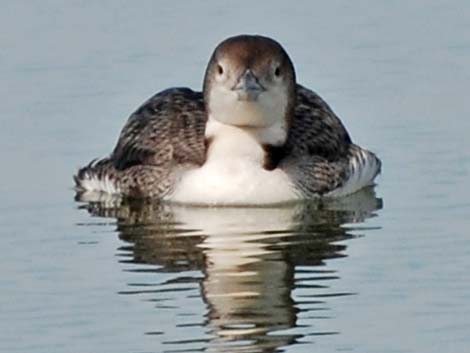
1,1,470,353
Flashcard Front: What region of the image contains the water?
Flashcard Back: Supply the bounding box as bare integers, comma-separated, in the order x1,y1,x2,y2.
1,1,470,352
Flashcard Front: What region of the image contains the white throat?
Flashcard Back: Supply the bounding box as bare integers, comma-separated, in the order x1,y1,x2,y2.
203,116,287,171
207,113,286,147
206,117,265,164
166,115,298,205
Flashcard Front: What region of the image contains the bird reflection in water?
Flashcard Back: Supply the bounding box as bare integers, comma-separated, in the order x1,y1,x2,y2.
76,188,382,352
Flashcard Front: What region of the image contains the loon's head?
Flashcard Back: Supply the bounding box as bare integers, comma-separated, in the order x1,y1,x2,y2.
203,35,296,139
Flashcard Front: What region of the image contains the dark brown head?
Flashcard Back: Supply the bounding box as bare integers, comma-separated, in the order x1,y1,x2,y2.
203,35,296,131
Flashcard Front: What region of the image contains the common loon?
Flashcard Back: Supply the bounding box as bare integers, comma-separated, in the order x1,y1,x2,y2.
74,35,381,205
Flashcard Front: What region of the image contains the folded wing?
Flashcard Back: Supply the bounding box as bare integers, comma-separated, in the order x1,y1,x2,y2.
280,85,380,196
75,88,207,197
112,87,207,170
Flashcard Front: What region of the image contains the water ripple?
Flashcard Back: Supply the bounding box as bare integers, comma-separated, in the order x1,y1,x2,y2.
76,187,382,352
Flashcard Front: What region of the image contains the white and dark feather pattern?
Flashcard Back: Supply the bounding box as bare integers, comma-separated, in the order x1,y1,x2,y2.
75,85,380,199
75,88,206,198
74,158,121,194
280,144,381,198
277,85,381,197
112,88,206,170
325,144,381,197
286,85,352,158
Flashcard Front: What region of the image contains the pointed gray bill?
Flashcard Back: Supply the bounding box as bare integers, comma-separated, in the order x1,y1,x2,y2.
232,70,266,101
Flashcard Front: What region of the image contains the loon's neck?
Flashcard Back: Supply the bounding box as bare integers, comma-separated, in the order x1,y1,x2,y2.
204,116,287,165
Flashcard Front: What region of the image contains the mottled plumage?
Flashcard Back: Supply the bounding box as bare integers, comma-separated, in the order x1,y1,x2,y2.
76,88,206,198
75,35,381,204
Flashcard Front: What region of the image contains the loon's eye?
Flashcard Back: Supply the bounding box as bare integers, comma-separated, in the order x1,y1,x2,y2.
274,66,281,77
217,65,224,75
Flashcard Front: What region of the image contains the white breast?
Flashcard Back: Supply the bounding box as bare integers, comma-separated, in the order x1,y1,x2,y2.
166,119,300,205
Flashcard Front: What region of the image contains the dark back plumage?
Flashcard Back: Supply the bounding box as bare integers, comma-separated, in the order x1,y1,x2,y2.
112,88,207,170
75,84,359,198
111,84,351,170
286,85,351,160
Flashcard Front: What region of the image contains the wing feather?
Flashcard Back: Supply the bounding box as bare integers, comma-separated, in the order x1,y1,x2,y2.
106,84,378,198
286,85,352,160
281,85,380,196
281,85,358,195
111,88,207,170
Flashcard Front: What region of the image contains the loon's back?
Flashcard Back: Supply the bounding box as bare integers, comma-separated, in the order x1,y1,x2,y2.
75,86,380,205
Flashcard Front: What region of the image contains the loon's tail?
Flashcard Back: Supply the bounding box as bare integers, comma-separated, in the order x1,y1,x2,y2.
74,158,121,194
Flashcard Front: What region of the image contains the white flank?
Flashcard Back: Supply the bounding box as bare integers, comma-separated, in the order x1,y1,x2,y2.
326,147,380,198
77,172,121,195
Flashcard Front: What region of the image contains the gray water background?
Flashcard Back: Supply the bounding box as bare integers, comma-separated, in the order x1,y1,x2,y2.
1,1,470,352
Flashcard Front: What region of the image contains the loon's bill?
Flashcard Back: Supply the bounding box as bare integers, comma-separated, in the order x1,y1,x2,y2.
75,35,381,205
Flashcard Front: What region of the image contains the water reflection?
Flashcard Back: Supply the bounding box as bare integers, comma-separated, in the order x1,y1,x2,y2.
77,189,382,352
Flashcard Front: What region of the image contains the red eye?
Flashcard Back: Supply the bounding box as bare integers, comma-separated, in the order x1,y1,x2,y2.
274,67,281,77
217,65,224,75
